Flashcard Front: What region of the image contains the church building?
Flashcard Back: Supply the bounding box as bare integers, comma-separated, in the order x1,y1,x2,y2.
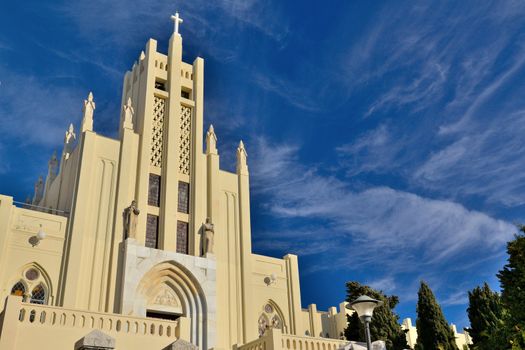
0,14,351,350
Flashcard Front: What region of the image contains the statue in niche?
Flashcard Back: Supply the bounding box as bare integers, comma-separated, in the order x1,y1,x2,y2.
63,123,76,160
201,217,215,255
124,200,140,238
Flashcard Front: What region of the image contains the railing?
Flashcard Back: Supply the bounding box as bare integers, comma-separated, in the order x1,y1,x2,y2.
236,329,348,350
13,201,69,215
238,336,267,350
18,302,179,339
281,334,347,350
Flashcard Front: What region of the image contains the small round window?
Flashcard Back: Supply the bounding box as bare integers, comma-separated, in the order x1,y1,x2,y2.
264,304,273,314
25,268,40,281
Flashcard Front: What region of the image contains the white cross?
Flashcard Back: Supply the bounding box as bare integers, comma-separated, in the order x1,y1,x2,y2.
171,12,183,36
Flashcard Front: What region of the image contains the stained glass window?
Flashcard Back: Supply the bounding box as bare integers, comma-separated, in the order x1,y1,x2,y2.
30,284,46,304
148,174,161,207
176,221,188,254
177,181,189,213
25,268,39,281
11,281,25,297
146,214,159,249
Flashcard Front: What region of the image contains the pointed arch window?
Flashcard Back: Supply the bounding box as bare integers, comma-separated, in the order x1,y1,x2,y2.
30,284,46,304
9,264,51,305
11,281,26,298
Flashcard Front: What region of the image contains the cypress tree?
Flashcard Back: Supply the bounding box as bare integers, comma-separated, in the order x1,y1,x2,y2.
498,228,525,325
466,283,503,349
343,281,408,350
415,281,458,350
496,227,525,348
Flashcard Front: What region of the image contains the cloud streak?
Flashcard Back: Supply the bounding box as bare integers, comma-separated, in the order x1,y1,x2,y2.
252,139,514,268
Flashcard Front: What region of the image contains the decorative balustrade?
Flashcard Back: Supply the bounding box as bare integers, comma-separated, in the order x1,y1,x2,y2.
235,329,348,350
281,334,347,350
237,336,267,350
17,302,179,339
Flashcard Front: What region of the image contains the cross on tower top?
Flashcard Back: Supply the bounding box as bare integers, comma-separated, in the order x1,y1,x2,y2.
170,12,183,36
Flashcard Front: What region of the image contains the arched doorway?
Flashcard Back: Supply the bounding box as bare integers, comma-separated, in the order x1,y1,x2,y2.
135,261,207,348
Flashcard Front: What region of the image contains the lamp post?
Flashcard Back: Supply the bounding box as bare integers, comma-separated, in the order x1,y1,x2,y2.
347,295,383,350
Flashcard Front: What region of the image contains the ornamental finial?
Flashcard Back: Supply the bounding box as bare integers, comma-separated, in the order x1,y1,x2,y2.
170,12,184,36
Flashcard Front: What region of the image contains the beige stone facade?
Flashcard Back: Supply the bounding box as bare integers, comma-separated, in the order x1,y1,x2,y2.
0,19,350,350
401,318,472,349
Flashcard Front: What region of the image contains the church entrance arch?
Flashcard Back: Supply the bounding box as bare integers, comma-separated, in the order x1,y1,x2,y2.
135,261,207,347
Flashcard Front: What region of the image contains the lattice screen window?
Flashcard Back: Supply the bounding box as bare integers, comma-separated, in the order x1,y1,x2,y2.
150,97,165,167
179,105,192,175
176,221,189,254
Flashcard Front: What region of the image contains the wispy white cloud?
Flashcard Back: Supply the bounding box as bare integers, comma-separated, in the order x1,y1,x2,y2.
441,290,469,307
251,139,514,270
324,1,525,210
414,110,525,206
250,138,515,308
336,124,405,176
58,0,289,51
0,68,84,147
439,45,525,135
366,276,397,293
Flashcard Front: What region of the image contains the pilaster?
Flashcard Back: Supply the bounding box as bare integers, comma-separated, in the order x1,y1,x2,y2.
205,126,219,256
160,33,183,251
109,125,139,312
58,130,97,308
284,254,303,335
237,142,255,342
134,39,158,246
191,57,205,256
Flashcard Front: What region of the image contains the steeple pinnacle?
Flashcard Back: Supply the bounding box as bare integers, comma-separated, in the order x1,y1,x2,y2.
81,91,96,132
206,124,218,155
236,140,248,174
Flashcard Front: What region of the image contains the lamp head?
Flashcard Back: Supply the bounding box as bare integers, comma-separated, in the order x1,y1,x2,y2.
347,295,383,323
264,274,277,286
37,226,46,241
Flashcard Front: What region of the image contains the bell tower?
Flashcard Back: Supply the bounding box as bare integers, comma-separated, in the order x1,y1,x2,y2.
119,12,205,255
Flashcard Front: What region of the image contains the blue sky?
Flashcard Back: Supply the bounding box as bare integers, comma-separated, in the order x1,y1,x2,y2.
1,0,525,330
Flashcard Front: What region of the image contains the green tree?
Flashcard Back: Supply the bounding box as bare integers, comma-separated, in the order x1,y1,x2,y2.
498,228,525,326
466,283,504,350
497,227,525,349
343,281,408,350
415,281,458,350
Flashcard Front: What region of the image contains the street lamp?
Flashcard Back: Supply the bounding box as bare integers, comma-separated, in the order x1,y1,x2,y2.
347,295,383,350
30,225,46,247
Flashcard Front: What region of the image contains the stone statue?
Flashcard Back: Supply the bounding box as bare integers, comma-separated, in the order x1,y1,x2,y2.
122,97,134,130
63,123,76,160
124,200,140,238
202,217,214,255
